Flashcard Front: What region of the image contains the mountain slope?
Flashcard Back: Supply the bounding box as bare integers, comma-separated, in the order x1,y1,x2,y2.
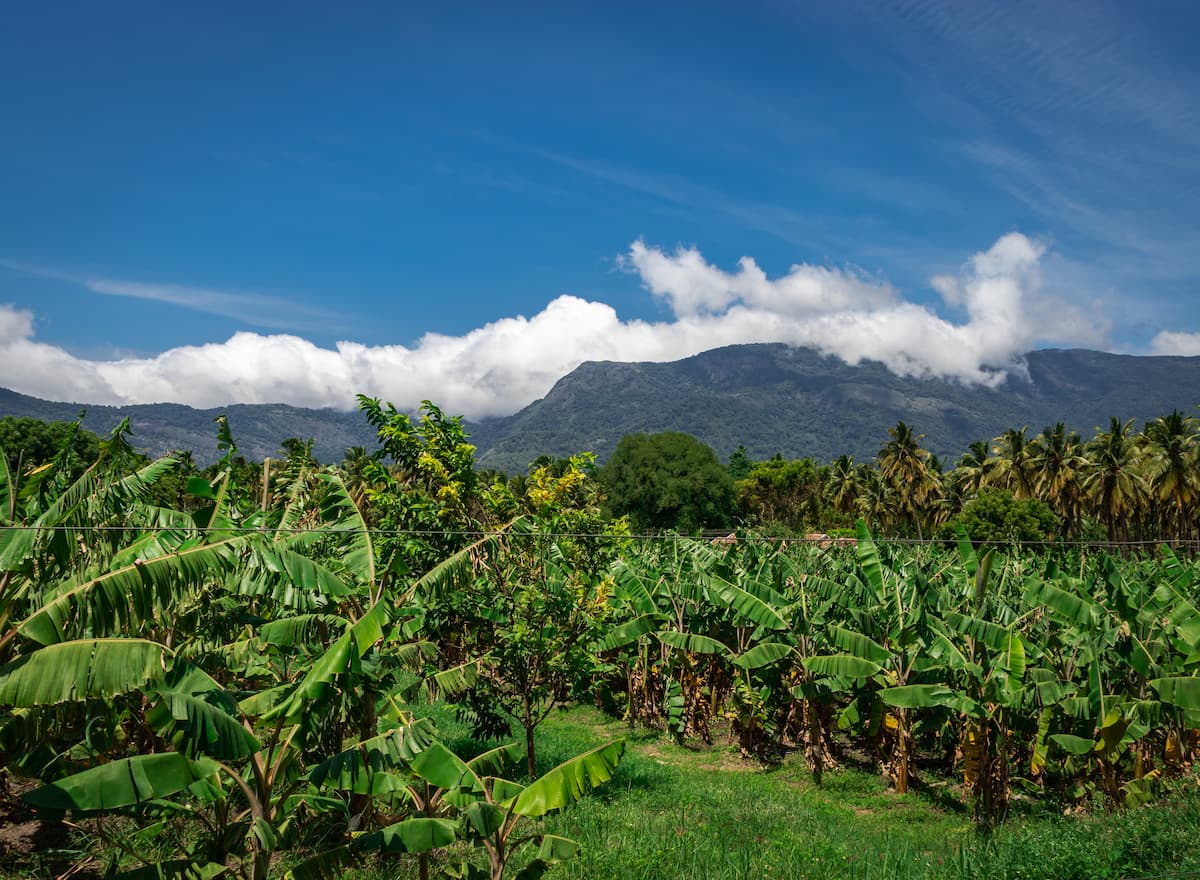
470,344,1200,472
4,344,1198,471
0,387,376,464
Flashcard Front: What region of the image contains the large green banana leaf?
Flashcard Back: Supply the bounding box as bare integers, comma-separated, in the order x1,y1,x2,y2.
804,654,883,679
827,624,889,665
357,817,459,853
707,576,788,630
25,753,218,811
315,472,376,585
147,663,260,760
19,538,247,645
590,613,666,652
510,738,625,817
1151,676,1200,714
735,641,794,670
879,684,956,709
656,631,733,658
0,638,167,706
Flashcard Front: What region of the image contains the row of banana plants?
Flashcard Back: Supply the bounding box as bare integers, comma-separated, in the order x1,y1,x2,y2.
595,525,1200,823
4,412,1199,877
0,423,625,880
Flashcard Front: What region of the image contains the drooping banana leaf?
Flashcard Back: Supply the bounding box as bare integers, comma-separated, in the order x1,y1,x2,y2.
25,753,218,811
826,625,889,665
707,575,788,631
590,613,666,652
656,631,733,658
804,654,884,679
19,537,248,645
510,738,625,817
734,641,794,670
879,684,957,709
147,662,260,761
0,638,168,707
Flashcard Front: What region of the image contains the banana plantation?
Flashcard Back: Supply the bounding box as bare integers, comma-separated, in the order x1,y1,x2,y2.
1,401,1199,880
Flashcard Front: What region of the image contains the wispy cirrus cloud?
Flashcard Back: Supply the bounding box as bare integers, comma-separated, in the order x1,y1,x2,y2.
841,1,1200,286
0,260,346,332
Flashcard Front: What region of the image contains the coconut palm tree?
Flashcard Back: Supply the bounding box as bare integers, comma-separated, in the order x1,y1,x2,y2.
1031,422,1088,539
1082,418,1146,542
954,440,994,500
1141,410,1200,543
991,427,1036,499
877,422,939,539
856,467,896,533
827,454,861,523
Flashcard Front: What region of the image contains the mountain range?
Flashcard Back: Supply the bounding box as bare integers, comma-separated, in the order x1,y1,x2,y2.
3,345,1199,470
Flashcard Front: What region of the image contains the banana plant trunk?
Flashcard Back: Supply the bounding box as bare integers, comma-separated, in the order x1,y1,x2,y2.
894,707,911,794
803,698,832,785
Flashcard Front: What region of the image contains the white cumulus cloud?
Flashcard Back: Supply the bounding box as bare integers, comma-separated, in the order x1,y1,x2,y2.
1150,330,1200,356
0,233,1115,417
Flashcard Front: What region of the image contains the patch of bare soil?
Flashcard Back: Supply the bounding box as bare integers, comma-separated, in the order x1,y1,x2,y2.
0,776,90,878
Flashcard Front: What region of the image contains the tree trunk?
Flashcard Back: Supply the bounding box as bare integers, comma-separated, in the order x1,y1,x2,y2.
525,720,537,781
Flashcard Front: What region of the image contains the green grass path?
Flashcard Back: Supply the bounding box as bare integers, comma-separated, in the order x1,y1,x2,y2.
406,703,1200,880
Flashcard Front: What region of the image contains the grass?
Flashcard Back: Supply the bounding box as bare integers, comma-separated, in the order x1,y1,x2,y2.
6,704,1198,880
407,703,1200,880
532,706,966,880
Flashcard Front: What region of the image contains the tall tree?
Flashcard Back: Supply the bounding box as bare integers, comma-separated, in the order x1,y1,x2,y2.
356,397,481,575
1141,410,1199,542
827,454,861,522
736,457,825,532
991,427,1037,499
877,422,939,538
955,440,993,498
599,432,737,533
1083,417,1146,542
1031,422,1089,539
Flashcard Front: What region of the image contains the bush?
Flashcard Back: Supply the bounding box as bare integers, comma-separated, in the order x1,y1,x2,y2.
951,488,1060,546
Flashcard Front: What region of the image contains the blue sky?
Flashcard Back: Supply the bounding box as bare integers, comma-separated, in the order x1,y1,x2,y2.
1,1,1198,414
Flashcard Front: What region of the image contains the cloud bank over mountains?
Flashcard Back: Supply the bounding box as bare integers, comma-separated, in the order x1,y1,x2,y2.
0,233,1140,417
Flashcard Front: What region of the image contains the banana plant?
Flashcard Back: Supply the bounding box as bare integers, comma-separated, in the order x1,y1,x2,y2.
804,522,949,793
21,588,441,880
928,529,1031,823
596,552,669,729
773,546,843,781
1023,558,1156,807
291,737,626,880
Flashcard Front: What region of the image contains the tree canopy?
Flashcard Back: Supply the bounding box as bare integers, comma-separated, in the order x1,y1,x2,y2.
0,415,100,476
598,431,736,533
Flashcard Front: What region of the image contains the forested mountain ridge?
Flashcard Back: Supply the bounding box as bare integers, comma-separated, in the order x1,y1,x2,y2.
0,386,377,464
470,344,1200,472
2,344,1198,469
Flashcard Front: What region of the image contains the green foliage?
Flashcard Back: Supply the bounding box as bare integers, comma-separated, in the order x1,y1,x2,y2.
357,396,481,575
736,456,826,531
0,415,100,477
8,393,1200,880
599,431,736,533
953,487,1060,545
726,445,753,480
